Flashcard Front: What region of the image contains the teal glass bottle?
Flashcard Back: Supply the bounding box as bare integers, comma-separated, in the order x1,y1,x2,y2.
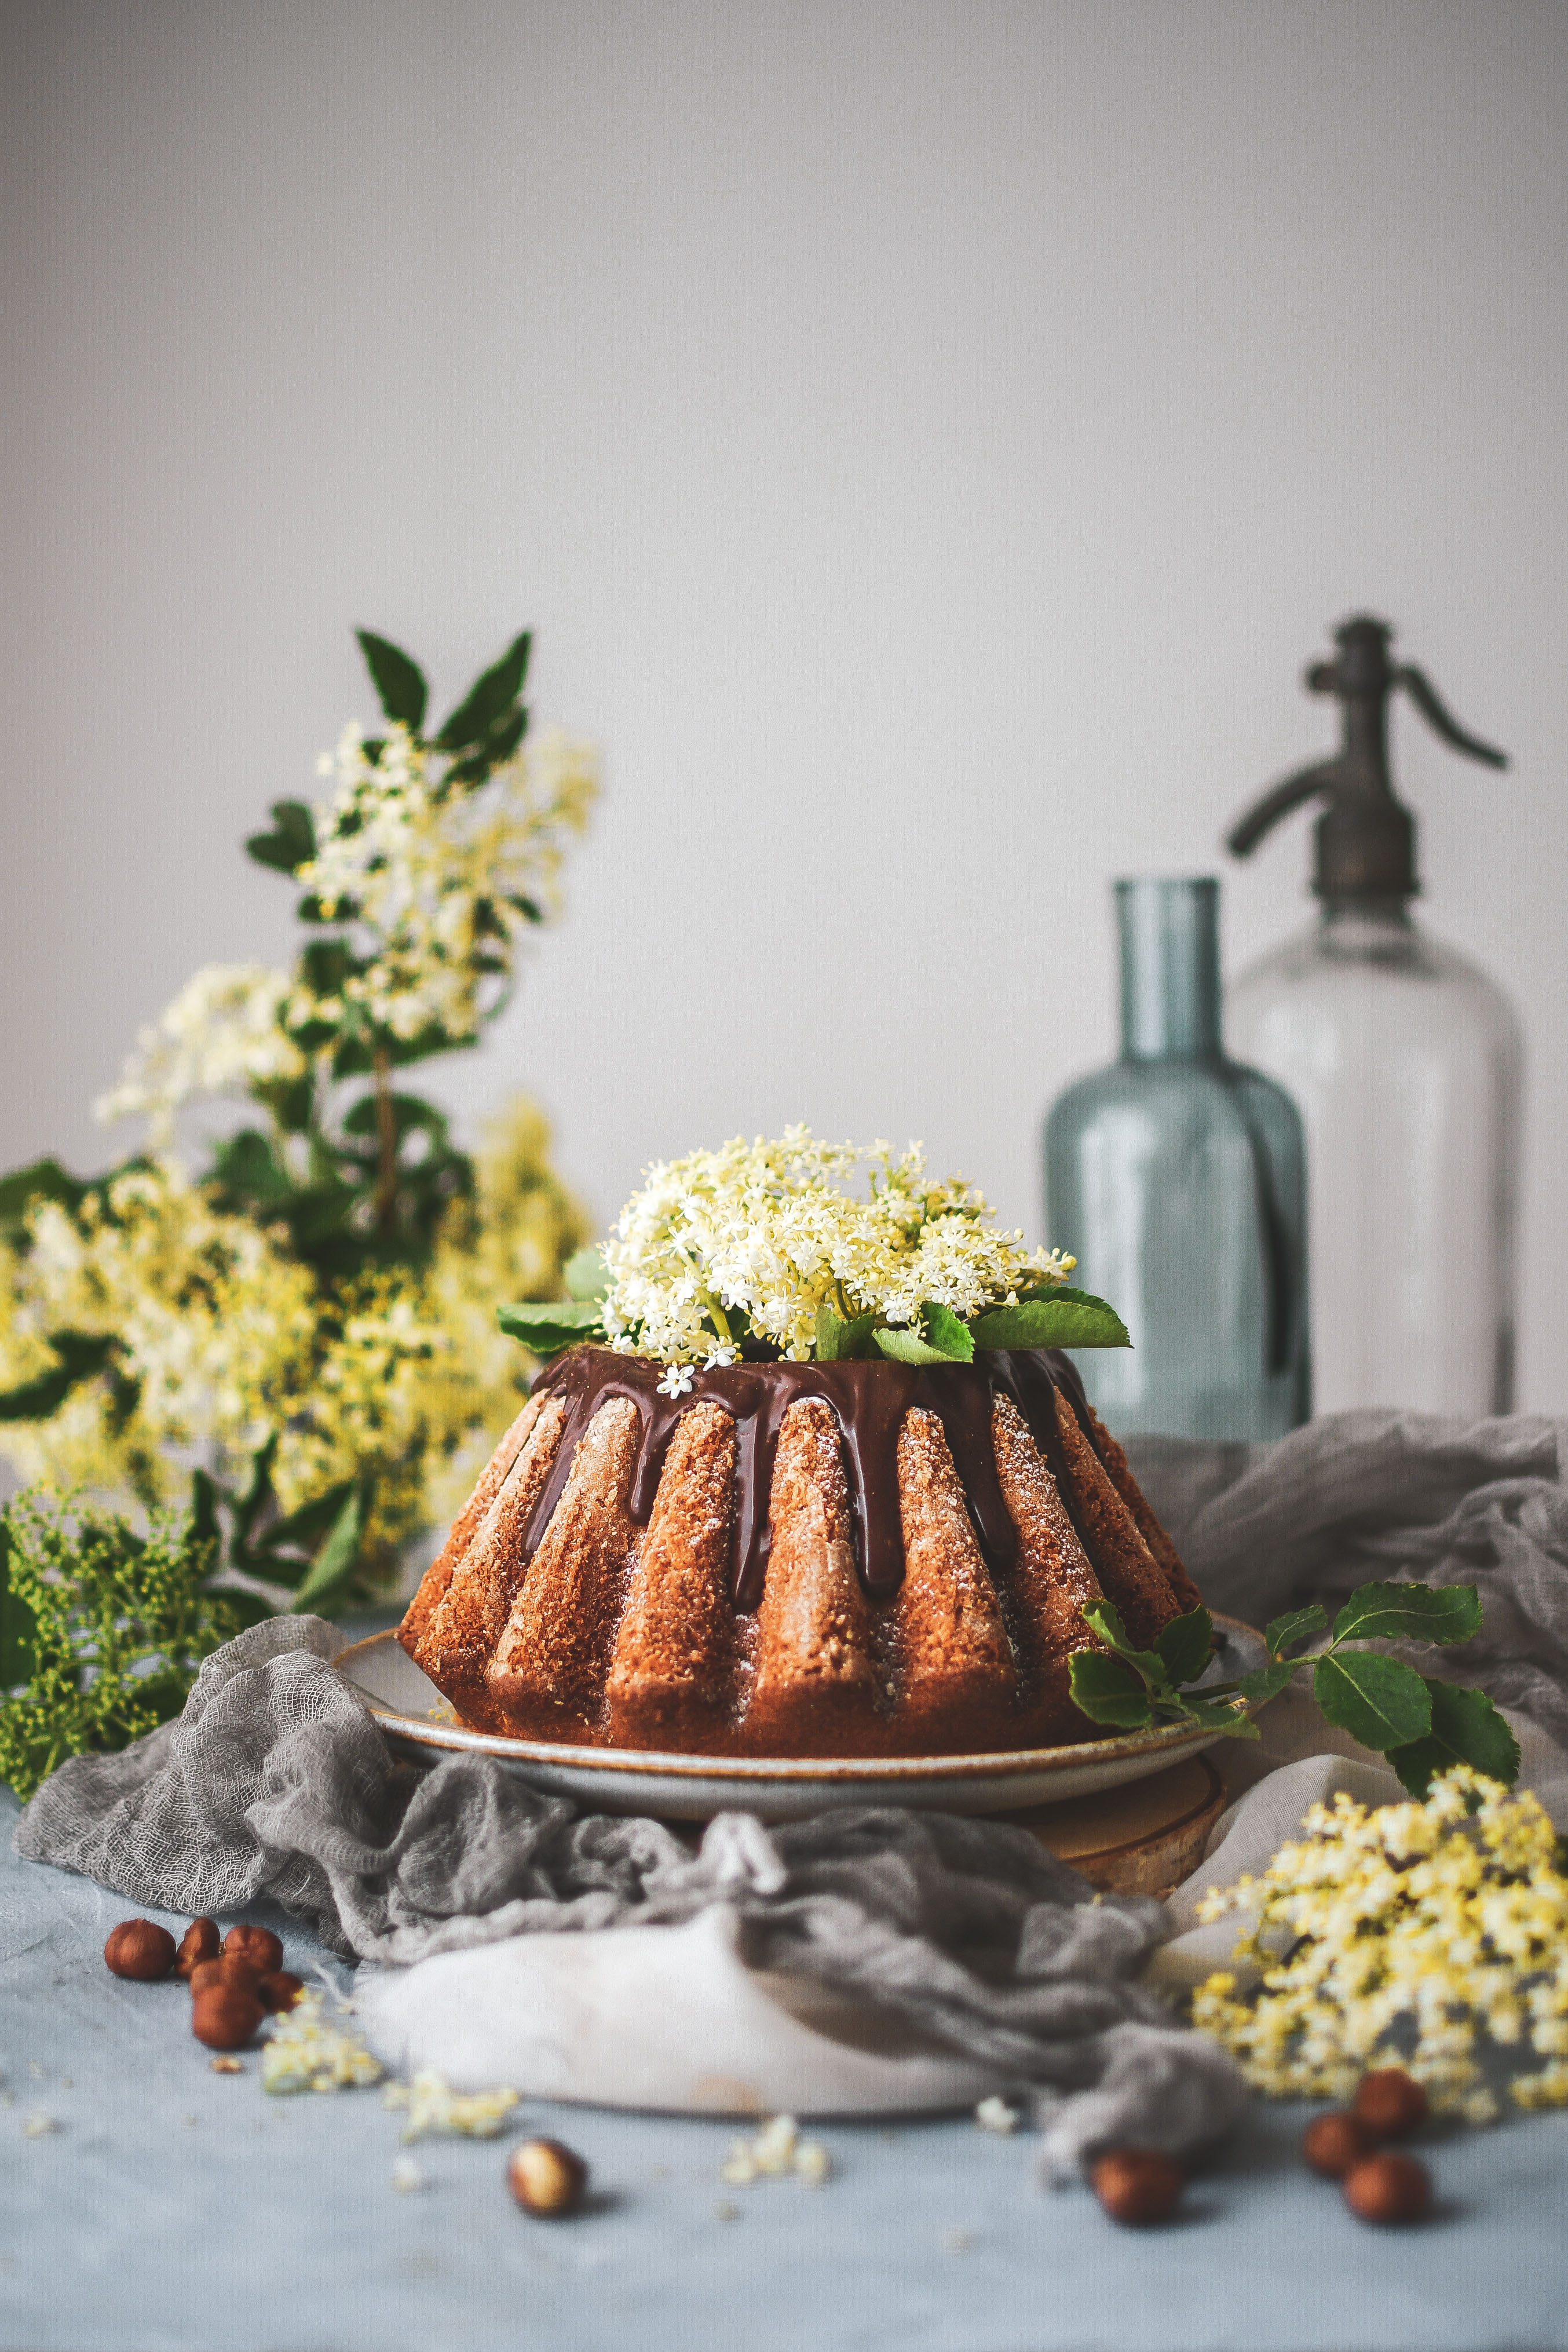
1044,877,1310,1441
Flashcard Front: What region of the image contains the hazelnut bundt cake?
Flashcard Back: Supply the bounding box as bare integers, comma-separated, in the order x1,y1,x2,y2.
399,1343,1203,1759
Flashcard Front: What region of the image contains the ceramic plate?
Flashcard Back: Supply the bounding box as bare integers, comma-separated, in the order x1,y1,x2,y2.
335,1613,1266,1821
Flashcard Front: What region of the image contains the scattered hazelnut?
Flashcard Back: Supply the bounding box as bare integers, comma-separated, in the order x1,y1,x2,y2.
1343,2151,1432,2226
208,2056,246,2075
222,1924,284,1975
1302,2111,1375,2179
1090,2148,1185,2226
191,1983,264,2051
1353,2068,1428,2141
256,1970,305,2013
508,2136,589,2217
176,1918,221,1980
104,1919,178,1981
188,1957,259,2000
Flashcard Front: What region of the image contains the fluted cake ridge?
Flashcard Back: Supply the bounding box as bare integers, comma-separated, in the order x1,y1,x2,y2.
399,1345,1202,1759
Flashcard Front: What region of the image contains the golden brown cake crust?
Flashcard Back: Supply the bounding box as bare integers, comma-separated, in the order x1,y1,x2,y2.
398,1394,541,1657
399,1347,1203,1759
989,1392,1106,1745
892,1407,1015,1750
605,1401,740,1751
486,1397,640,1739
1081,1402,1206,1616
410,1394,568,1733
747,1397,880,1755
1051,1386,1183,1652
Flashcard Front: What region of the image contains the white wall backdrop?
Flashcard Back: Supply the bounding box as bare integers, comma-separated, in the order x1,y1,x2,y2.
3,1,1565,1398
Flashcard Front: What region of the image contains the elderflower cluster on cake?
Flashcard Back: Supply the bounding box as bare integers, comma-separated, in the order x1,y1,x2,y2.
1193,1766,1568,2120
599,1127,1074,1371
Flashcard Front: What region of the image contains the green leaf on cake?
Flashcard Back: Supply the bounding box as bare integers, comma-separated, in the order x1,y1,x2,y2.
1330,1580,1483,1649
1264,1602,1328,1660
816,1302,876,1360
1385,1679,1522,1798
1180,1695,1260,1739
1237,1659,1295,1704
1079,1597,1169,1688
970,1288,1131,1352
922,1303,974,1361
356,630,429,733
1156,1605,1215,1690
870,1301,974,1366
497,1299,606,1359
1313,1650,1433,1751
564,1246,609,1303
872,1325,946,1365
1068,1649,1157,1730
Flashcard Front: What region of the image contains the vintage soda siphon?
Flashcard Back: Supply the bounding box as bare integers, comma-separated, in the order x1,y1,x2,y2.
1226,616,1522,1415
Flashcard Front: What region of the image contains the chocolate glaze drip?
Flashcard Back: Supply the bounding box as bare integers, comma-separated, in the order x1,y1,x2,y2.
524,1345,1099,1609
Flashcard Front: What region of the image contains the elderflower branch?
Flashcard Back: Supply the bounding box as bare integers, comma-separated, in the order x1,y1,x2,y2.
294,720,597,1048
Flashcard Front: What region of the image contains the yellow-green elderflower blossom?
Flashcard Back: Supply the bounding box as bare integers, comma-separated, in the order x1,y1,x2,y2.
0,1101,586,1579
1192,1767,1568,2115
0,1160,317,1508
600,1126,1073,1366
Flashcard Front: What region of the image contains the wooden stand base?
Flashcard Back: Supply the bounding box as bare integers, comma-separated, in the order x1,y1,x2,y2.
1001,1754,1228,1897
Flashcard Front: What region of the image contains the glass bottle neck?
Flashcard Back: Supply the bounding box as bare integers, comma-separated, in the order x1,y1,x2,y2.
1314,894,1425,966
1117,877,1223,1060
1317,894,1417,940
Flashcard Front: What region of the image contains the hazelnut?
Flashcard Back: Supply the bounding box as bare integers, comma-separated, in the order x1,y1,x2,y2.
1302,2111,1374,2179
1353,2068,1428,2141
1090,2148,1185,2226
188,1956,259,2000
176,1918,221,1979
104,1919,178,1981
256,1970,305,2013
1343,2151,1432,2226
222,1924,284,1975
508,2137,589,2217
191,1982,264,2051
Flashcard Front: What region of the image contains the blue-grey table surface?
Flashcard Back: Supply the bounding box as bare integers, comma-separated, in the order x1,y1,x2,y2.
3,1788,1566,2352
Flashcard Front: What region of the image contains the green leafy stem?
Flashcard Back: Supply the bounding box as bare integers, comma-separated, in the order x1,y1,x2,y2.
496,1254,1132,1367
1068,1582,1520,1799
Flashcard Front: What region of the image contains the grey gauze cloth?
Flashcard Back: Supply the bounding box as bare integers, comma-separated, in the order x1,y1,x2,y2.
13,1613,1242,2175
